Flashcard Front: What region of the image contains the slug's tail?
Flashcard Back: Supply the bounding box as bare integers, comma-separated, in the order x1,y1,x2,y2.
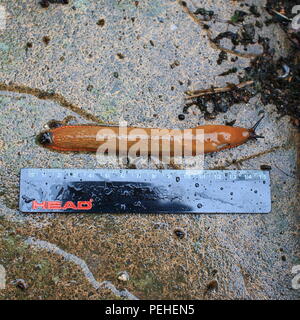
249,115,265,139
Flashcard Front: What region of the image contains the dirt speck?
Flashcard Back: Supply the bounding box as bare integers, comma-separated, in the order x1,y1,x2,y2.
42,36,50,45
97,19,105,27
174,229,185,239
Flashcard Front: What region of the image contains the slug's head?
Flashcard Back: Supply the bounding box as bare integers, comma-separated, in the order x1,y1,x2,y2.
248,115,265,140
36,131,53,147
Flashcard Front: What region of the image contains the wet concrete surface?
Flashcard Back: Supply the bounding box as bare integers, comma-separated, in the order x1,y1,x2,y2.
0,0,299,299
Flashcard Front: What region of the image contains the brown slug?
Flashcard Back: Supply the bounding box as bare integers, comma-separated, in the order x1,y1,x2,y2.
37,116,264,156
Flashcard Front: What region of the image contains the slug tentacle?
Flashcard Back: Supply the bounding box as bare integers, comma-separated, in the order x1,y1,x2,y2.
250,114,265,131
249,132,264,139
248,115,265,140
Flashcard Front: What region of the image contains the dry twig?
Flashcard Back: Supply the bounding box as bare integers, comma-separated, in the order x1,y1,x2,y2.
185,80,254,99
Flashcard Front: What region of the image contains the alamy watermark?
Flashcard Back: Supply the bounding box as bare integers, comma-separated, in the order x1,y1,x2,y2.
292,5,300,30
95,121,205,168
291,265,300,290
0,5,6,31
0,265,6,290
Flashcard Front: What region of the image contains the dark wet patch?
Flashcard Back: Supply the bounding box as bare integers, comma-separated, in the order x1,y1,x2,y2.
39,0,69,8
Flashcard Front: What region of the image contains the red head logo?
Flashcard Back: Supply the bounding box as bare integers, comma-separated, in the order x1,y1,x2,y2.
32,199,93,211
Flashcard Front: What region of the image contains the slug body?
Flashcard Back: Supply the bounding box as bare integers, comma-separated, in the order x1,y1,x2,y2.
38,118,263,156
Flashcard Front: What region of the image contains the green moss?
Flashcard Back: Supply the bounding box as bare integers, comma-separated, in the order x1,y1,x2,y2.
131,271,163,296
231,10,247,23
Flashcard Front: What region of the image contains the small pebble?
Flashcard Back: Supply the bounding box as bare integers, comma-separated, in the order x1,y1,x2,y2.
117,271,130,282
97,19,105,27
117,53,125,59
206,279,218,292
174,228,185,239
34,264,42,271
260,164,272,171
12,279,28,290
87,84,94,92
170,60,180,69
42,36,50,45
170,24,178,31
